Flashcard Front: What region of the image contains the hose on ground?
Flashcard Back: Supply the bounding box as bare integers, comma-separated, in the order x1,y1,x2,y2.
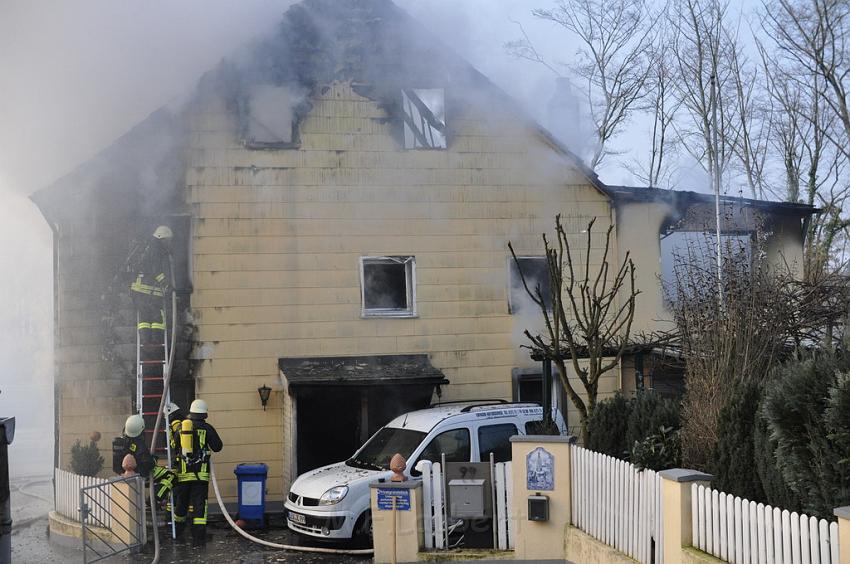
209,464,374,555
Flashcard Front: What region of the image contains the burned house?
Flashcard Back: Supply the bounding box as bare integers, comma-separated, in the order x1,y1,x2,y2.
32,0,816,503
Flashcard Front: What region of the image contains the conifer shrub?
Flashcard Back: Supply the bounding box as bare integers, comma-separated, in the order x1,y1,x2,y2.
761,355,850,519
625,392,680,452
586,392,632,458
70,439,104,477
712,378,765,501
631,425,681,471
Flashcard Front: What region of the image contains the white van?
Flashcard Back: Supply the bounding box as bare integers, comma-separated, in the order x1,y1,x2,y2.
284,400,562,543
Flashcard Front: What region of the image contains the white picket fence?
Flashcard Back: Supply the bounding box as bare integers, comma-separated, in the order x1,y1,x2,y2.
54,467,112,527
692,484,840,564
570,445,663,564
419,460,514,551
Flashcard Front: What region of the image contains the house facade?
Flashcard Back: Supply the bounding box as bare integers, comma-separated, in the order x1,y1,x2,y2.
32,0,815,504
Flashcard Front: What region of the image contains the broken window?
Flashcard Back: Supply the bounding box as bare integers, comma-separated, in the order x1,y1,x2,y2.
243,85,300,148
402,89,447,149
360,256,416,317
509,257,552,314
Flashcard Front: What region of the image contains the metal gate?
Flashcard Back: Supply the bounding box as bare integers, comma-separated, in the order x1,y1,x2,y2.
80,475,146,563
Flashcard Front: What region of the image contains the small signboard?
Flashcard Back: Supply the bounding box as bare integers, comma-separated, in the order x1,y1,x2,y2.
376,488,411,511
526,447,555,491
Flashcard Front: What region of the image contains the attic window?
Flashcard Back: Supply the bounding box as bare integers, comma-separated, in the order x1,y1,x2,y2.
509,257,552,314
244,85,299,148
402,89,446,149
360,256,416,317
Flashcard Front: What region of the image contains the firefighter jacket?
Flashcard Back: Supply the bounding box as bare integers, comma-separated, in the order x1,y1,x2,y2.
128,239,171,298
176,415,223,483
119,435,157,478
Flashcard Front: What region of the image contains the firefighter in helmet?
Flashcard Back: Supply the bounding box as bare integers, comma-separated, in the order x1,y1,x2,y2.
114,414,176,504
128,225,172,344
173,399,223,545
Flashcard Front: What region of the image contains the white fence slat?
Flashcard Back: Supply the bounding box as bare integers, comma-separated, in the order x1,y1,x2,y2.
712,489,721,557
742,499,752,564
506,461,514,550
801,513,811,564
791,512,801,564
757,503,767,564
782,509,792,564
766,505,776,564
829,521,839,564
421,462,434,550
495,462,507,550
750,501,760,564
720,492,729,561
773,507,784,563
818,519,830,564
701,485,709,552
809,516,820,564
432,462,444,549
734,496,743,564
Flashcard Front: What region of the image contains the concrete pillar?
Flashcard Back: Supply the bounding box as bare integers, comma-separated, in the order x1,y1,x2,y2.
510,435,575,561
110,479,146,546
370,481,423,564
659,469,713,564
835,507,850,564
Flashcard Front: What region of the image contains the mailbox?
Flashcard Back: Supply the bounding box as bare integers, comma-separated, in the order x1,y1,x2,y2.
448,479,486,519
527,494,549,522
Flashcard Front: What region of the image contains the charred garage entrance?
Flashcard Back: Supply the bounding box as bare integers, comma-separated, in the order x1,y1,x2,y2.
279,355,449,475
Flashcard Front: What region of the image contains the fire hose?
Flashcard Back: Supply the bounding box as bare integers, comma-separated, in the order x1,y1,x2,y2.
149,269,373,561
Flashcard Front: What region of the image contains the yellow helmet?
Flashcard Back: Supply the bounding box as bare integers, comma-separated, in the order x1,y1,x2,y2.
124,414,145,438
152,225,173,240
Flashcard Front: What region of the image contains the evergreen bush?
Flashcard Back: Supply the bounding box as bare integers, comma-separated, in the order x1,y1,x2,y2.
70,439,104,477
712,379,765,501
586,392,632,458
625,392,679,452
762,355,850,518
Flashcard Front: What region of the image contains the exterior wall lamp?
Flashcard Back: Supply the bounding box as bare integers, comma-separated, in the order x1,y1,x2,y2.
257,384,272,411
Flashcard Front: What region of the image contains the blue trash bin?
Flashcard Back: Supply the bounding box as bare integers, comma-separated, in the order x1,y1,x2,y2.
234,463,268,527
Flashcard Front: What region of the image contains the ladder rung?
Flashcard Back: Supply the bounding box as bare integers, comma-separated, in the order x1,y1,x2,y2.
139,360,166,365
141,377,164,381
142,394,163,399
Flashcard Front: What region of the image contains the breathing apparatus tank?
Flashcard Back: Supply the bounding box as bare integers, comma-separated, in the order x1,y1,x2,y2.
180,419,194,456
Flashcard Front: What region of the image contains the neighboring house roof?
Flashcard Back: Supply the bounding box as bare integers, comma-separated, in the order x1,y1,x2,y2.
279,354,449,388
603,185,819,217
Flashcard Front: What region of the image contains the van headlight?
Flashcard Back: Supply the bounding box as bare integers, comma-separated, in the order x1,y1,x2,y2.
319,486,349,505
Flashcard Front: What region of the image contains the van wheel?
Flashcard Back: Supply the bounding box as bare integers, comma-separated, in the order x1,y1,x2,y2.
352,511,372,548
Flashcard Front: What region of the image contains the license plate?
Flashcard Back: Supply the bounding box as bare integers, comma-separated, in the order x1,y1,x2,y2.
289,511,306,525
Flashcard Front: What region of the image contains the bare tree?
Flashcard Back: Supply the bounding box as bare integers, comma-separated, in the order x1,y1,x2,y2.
627,20,681,187
509,216,638,443
506,0,654,169
669,0,740,194
758,0,850,275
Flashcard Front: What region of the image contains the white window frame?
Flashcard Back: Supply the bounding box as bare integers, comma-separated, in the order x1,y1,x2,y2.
360,256,417,318
508,255,551,314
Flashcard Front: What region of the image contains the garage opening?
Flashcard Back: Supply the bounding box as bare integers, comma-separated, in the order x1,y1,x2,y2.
279,355,449,475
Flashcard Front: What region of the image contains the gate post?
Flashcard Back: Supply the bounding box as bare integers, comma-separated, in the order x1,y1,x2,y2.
111,477,146,547
509,435,574,561
659,469,712,564
835,507,850,564
370,481,423,564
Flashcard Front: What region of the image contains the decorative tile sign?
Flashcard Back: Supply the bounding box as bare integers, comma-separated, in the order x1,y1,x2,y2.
376,488,411,511
526,447,555,491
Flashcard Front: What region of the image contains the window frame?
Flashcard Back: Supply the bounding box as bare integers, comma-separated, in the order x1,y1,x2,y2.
401,89,447,150
508,255,552,314
359,256,417,318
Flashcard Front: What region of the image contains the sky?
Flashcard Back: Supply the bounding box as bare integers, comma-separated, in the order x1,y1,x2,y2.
0,0,751,476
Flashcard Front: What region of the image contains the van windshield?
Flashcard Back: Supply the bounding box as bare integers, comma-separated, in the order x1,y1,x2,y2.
347,427,426,470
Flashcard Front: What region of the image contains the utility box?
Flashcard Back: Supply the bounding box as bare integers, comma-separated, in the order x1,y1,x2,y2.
448,479,486,519
234,463,268,528
528,494,549,522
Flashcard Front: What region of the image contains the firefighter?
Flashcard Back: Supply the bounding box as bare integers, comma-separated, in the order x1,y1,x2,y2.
115,414,176,504
173,399,223,546
128,225,172,345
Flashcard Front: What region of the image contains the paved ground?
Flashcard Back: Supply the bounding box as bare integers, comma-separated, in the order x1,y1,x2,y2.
8,477,370,563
